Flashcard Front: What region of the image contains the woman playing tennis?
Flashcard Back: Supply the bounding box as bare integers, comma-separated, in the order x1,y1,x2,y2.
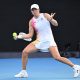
15,4,80,78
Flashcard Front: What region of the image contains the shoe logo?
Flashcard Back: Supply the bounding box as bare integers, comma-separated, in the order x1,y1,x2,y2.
77,70,79,73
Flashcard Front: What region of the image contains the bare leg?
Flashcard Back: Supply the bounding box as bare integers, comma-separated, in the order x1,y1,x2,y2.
22,43,38,70
49,46,74,67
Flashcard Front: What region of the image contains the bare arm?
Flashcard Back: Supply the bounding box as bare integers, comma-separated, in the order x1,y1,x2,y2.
44,13,58,26
21,19,34,39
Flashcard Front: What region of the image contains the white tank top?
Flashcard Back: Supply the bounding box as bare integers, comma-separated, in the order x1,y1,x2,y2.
32,13,55,42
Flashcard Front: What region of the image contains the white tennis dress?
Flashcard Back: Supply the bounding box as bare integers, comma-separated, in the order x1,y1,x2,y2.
31,13,57,52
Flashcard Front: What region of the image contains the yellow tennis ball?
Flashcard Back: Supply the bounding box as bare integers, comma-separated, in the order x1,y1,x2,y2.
13,32,17,36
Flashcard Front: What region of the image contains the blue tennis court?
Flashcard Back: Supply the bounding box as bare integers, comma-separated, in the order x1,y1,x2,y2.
0,57,80,80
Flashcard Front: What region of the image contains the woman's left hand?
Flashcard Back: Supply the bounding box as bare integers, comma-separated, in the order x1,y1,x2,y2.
50,13,56,19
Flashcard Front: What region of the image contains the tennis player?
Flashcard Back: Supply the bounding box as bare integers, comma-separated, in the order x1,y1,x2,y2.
15,4,80,78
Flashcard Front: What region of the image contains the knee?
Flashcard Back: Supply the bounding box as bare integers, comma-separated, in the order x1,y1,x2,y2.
22,49,29,56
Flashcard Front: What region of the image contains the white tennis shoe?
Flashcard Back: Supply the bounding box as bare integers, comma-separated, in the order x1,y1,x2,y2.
73,65,80,77
14,70,28,78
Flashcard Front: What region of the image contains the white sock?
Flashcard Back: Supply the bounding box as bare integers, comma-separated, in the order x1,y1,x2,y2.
22,70,26,72
73,65,79,69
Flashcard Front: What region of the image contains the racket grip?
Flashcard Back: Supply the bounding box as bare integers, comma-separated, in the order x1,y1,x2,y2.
24,38,32,41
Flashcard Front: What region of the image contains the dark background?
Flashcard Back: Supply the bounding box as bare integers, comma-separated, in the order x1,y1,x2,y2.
0,0,80,52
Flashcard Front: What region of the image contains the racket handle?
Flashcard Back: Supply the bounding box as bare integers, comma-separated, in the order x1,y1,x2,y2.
24,38,32,41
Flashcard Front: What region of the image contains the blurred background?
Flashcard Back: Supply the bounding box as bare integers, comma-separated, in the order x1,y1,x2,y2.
0,0,80,58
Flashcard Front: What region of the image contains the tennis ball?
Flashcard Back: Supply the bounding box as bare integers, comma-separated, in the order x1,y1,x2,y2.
12,32,17,36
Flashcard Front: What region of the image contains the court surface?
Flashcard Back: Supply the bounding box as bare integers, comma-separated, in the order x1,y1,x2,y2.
0,57,80,80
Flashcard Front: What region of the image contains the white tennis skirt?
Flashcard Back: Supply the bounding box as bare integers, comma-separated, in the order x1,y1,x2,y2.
32,39,57,52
